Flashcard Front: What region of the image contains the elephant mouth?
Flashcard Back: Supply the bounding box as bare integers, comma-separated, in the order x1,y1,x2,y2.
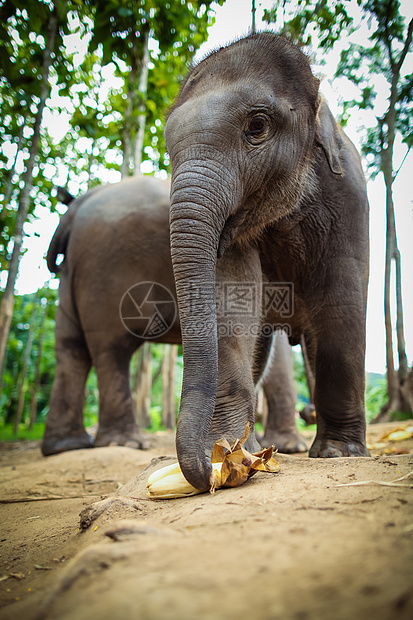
217,209,248,258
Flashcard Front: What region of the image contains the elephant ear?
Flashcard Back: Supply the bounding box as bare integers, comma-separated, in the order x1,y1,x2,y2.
315,97,343,175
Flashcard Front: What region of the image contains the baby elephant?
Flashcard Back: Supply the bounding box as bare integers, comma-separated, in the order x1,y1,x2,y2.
42,176,307,456
165,32,369,491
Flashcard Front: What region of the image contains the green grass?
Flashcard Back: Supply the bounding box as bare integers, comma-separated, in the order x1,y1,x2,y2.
0,422,45,442
296,417,317,433
389,411,413,422
145,406,167,432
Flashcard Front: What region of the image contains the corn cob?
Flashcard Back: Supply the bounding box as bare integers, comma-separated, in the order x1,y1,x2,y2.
147,462,223,499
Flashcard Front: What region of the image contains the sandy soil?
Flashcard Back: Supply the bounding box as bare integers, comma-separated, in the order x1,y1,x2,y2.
0,421,412,620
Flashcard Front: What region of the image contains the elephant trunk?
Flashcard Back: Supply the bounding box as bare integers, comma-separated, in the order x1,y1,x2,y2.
170,176,230,492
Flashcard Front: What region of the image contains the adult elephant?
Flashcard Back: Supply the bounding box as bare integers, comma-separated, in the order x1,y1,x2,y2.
42,176,306,456
165,33,370,491
42,177,179,455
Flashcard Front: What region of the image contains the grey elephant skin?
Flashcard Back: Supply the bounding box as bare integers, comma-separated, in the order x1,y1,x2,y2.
42,176,305,456
165,33,370,491
42,177,179,455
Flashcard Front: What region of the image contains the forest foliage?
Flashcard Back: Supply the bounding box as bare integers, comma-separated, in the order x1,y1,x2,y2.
0,0,223,435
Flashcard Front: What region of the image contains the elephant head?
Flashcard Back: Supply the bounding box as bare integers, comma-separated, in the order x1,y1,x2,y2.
165,33,343,491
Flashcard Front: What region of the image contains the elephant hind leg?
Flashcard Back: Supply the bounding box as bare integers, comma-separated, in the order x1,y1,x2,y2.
93,345,150,451
308,321,369,458
41,309,93,456
260,333,307,453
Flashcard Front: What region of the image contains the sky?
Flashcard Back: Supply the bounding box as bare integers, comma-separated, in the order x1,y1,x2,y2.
11,0,413,374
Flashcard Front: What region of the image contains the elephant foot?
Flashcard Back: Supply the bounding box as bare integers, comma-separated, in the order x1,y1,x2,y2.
244,430,263,454
94,428,150,450
260,429,308,454
41,432,94,456
309,437,369,458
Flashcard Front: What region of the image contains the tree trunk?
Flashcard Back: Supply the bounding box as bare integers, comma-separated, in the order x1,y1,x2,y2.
122,28,152,421
251,0,256,34
162,344,177,430
120,60,136,177
372,174,412,420
134,27,150,175
382,177,399,417
0,4,58,381
256,387,268,428
130,349,141,394
372,160,399,423
135,342,152,428
3,121,25,207
120,101,133,178
394,246,408,384
372,44,412,419
161,345,170,427
14,294,38,433
400,367,413,412
29,299,48,429
87,138,96,189
301,336,315,403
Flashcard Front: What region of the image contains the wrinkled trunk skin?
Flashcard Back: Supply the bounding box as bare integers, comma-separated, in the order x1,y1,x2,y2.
170,155,264,490
170,192,262,490
170,177,229,491
167,82,257,490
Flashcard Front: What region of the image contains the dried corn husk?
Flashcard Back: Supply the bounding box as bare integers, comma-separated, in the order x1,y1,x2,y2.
147,423,279,499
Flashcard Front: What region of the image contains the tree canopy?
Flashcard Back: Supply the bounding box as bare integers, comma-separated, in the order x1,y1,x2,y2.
0,0,224,426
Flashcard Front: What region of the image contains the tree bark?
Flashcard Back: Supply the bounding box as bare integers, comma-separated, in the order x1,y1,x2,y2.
162,344,177,430
29,299,48,429
14,294,38,433
256,387,268,428
134,27,150,175
381,169,399,418
394,246,408,384
300,336,315,403
134,342,152,428
120,96,133,178
0,3,58,381
251,0,256,34
373,16,413,420
87,138,96,189
3,121,25,207
120,58,136,177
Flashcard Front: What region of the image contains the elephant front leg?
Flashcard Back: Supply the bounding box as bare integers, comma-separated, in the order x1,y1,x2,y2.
206,246,263,455
208,335,262,455
93,347,149,450
41,309,93,456
309,321,369,458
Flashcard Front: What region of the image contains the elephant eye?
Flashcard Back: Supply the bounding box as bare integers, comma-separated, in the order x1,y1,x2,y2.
245,115,268,143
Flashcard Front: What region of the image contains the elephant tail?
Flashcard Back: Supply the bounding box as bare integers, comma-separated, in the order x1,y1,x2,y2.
55,186,75,206
47,219,71,274
47,186,98,273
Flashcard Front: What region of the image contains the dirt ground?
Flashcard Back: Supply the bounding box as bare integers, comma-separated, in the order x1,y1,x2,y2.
0,421,412,620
